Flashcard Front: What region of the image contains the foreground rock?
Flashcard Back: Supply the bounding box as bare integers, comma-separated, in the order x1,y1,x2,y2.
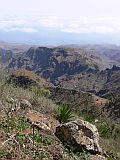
55,119,102,154
26,110,59,132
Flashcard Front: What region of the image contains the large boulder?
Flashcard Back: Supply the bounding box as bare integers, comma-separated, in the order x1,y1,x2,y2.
55,119,102,154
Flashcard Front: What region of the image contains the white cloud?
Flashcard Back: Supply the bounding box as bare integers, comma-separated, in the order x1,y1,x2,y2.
3,27,38,33
0,16,120,34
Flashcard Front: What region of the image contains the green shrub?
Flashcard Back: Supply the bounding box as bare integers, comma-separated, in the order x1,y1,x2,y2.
83,114,95,123
57,104,74,123
98,122,112,139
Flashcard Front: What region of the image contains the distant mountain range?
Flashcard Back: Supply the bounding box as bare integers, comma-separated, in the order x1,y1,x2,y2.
0,41,120,97
60,44,120,63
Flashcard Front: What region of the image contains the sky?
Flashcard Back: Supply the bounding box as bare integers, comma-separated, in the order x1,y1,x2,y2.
0,0,120,45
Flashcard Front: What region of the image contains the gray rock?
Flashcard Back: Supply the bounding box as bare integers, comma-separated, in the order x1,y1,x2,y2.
55,119,102,154
19,99,32,110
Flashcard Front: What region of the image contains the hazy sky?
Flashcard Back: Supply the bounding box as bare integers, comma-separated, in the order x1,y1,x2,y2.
0,0,120,17
0,0,120,44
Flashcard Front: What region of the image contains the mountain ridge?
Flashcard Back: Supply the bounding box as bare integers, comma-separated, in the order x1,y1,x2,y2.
7,46,120,98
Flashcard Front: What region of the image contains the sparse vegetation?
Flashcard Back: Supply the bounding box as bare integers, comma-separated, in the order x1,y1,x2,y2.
107,94,120,119
0,117,54,159
0,67,120,160
63,149,90,160
83,114,95,123
30,85,51,97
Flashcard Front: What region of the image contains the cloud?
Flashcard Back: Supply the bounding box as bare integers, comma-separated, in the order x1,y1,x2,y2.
0,16,120,34
3,27,38,33
0,18,38,33
61,17,120,34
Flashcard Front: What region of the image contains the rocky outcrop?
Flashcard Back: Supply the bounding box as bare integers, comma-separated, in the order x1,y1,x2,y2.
55,119,102,154
1,97,32,112
26,110,105,157
19,99,32,110
27,111,105,159
26,110,59,132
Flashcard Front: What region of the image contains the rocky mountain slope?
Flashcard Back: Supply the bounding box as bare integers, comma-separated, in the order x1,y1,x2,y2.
61,44,120,64
8,46,120,97
0,40,32,54
9,69,53,88
86,44,120,63
0,69,109,160
8,69,109,117
0,42,119,159
0,69,120,159
9,47,100,77
58,65,120,97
